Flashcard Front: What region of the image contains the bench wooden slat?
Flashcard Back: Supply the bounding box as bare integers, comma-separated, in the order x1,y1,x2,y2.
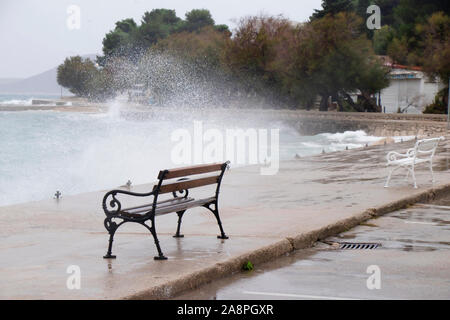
122,197,193,212
156,175,220,194
161,163,223,179
121,197,215,218
156,197,216,216
123,197,194,215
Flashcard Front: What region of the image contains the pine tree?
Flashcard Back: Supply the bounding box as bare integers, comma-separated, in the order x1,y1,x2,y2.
310,0,354,20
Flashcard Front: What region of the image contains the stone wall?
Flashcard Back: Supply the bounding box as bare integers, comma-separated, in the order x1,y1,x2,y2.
128,107,449,137
224,110,448,137
283,111,448,136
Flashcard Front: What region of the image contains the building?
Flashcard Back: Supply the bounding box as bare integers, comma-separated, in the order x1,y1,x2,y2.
380,62,444,114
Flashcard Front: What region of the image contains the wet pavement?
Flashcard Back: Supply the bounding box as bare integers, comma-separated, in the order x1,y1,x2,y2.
1,135,450,299
173,197,450,300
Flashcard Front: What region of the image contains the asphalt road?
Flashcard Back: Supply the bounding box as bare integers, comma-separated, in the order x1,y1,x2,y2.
173,196,450,300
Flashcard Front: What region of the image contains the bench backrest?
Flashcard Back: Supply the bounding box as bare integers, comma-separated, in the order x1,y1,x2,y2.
413,137,444,160
153,162,229,195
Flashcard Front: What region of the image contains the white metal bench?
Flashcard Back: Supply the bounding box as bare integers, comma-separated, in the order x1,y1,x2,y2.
384,137,444,188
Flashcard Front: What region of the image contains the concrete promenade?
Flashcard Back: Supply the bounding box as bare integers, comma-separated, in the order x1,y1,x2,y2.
1,136,449,299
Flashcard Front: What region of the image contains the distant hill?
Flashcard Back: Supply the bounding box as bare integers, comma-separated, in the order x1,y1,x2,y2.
0,78,22,86
0,54,98,94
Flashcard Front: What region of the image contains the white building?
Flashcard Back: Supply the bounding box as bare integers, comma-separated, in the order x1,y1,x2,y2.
380,65,444,114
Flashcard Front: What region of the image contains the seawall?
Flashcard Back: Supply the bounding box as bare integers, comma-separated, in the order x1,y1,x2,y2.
123,107,449,137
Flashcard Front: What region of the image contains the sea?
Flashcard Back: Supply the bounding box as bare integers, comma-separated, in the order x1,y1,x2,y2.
0,93,411,207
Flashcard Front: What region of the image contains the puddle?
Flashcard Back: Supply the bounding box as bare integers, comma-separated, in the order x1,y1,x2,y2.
401,245,437,252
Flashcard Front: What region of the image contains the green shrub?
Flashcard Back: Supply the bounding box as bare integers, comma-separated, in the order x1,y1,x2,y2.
423,88,448,114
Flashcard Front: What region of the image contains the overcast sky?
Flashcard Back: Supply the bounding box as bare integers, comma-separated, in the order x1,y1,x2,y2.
0,0,322,78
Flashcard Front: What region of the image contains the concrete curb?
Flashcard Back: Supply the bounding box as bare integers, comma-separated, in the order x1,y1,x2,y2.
123,182,450,300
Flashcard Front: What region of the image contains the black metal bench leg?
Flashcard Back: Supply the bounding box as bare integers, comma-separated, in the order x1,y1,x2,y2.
204,203,228,239
103,231,117,259
173,210,186,238
146,219,168,260
103,220,119,259
214,210,229,239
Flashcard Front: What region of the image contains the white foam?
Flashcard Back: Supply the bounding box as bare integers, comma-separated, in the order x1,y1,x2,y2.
0,98,33,106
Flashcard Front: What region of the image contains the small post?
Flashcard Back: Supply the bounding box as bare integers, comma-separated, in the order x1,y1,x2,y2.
378,91,381,112
54,191,62,200
447,77,449,130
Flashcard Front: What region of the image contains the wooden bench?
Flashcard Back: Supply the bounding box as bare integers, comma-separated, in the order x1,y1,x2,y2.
384,137,444,188
102,162,230,260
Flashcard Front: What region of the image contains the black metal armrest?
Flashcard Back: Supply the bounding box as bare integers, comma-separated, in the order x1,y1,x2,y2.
102,189,156,216
172,177,190,198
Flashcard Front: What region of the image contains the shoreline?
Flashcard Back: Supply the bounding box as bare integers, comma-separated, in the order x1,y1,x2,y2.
0,102,448,120
1,103,448,137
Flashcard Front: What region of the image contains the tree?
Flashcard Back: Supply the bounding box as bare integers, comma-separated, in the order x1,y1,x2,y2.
356,0,371,19
177,9,215,33
356,0,374,39
416,12,450,113
373,25,395,55
136,9,182,48
382,0,449,64
310,0,354,20
373,0,400,26
98,8,228,67
416,12,450,83
101,18,138,57
57,56,99,97
386,36,409,64
278,12,389,111
154,26,229,68
214,24,231,35
141,27,231,106
224,15,293,105
86,68,115,101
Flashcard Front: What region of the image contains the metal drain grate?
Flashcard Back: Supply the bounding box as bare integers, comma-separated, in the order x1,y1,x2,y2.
339,242,381,250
